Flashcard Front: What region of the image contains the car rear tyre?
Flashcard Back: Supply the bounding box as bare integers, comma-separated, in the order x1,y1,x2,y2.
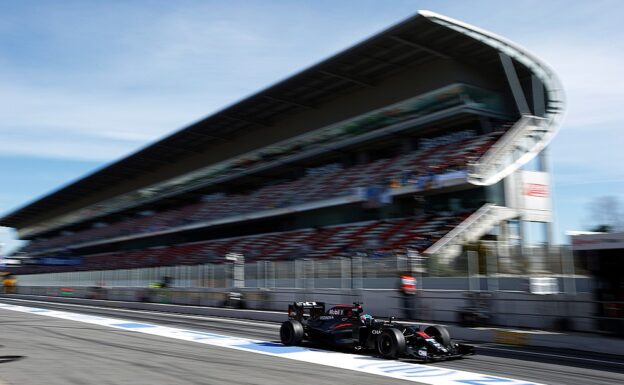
424,325,451,347
377,328,406,359
280,320,304,346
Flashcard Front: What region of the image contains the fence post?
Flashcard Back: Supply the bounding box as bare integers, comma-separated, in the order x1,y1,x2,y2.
295,259,302,289
351,255,362,290
486,245,499,292
268,261,275,289
304,259,314,289
340,257,349,289
467,250,479,292
561,246,576,295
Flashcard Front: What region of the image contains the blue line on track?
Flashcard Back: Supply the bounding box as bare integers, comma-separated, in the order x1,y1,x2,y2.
111,322,154,329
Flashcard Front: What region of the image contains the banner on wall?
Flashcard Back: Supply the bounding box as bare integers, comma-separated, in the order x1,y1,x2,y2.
519,171,552,222
570,232,624,251
356,186,393,209
37,256,82,266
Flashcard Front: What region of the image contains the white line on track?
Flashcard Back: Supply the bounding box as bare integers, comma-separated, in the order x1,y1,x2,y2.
9,294,285,314
1,298,280,328
0,301,544,385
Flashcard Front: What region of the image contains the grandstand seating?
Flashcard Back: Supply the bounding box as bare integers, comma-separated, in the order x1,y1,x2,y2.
23,131,502,254
18,210,473,274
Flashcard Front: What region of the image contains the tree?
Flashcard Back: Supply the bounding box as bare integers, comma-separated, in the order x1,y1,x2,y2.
586,196,623,232
591,224,612,233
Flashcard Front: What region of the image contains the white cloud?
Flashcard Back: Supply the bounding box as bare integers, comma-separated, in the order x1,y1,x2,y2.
0,227,26,255
520,32,624,196
0,3,378,162
0,78,241,161
520,29,624,129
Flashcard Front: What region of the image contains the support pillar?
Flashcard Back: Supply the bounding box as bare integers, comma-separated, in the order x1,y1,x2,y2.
500,53,530,115
532,75,546,117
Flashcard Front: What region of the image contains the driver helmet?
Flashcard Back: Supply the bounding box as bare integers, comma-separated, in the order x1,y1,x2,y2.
360,314,373,323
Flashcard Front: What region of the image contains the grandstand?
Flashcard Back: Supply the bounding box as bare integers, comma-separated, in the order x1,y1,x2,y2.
1,11,564,280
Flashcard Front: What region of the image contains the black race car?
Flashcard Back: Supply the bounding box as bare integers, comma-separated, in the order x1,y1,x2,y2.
280,302,474,362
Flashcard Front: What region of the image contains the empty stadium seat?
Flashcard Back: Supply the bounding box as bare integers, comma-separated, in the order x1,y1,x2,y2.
22,130,504,254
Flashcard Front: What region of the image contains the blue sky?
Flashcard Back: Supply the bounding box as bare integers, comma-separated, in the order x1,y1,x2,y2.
1,0,623,252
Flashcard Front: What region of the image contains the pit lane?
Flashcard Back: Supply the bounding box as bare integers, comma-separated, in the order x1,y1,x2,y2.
0,298,621,385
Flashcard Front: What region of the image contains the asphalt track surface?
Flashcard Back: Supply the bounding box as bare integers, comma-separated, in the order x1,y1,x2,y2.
0,298,622,385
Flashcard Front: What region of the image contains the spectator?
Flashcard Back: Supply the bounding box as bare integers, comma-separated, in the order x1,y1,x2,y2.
2,274,16,294
398,271,417,319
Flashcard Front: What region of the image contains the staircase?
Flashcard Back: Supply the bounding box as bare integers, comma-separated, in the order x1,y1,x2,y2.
423,204,517,263
467,114,548,185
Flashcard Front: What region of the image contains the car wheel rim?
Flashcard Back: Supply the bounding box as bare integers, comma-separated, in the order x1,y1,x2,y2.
380,335,392,354
281,328,291,342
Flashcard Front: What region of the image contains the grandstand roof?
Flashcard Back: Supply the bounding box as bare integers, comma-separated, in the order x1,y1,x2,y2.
1,11,563,231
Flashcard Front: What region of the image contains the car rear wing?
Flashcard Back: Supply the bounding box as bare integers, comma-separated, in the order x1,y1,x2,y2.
288,301,325,320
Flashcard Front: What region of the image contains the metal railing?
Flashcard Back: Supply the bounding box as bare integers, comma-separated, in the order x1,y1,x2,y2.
14,244,579,288
424,204,517,262
425,203,493,257
467,114,548,185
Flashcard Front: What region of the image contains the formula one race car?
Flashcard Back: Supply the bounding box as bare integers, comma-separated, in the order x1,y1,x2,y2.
280,302,474,362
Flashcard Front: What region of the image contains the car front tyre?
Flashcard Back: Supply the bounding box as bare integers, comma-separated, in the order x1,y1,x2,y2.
377,328,406,359
424,325,451,347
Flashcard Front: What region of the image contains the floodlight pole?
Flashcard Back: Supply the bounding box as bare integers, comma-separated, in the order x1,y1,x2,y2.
532,75,555,250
